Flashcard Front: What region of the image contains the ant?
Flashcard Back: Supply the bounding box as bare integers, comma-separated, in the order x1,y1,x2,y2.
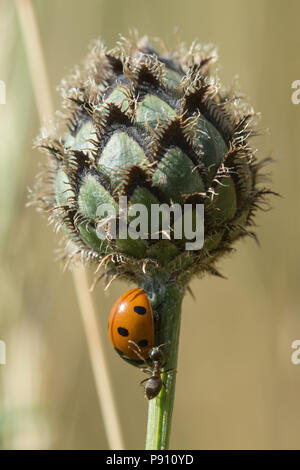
129,340,174,400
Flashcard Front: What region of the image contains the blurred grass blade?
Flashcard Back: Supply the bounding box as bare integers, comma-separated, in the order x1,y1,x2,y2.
15,0,125,450
15,0,53,121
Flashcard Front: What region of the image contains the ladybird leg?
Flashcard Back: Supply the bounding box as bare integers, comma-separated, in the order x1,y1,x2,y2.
141,368,152,375
153,300,167,317
153,302,163,321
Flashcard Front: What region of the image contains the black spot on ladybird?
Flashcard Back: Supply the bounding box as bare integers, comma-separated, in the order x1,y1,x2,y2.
138,339,148,347
118,327,129,337
134,306,147,315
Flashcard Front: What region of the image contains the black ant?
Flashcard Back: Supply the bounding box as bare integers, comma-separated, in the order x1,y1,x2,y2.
128,340,174,400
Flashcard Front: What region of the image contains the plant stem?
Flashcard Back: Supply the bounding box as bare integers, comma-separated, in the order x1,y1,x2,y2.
139,275,185,449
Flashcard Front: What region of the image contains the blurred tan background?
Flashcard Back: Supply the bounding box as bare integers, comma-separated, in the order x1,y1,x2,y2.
0,0,299,450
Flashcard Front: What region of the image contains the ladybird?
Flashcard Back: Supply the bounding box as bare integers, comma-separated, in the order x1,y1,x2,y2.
108,288,154,366
129,340,173,400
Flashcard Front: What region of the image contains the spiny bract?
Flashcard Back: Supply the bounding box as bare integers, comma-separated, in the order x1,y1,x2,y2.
33,35,271,286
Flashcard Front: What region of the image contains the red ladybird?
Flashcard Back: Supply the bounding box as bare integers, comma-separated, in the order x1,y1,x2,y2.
108,288,154,365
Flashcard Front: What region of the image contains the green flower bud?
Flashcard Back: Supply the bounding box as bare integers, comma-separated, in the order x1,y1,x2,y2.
33,35,273,286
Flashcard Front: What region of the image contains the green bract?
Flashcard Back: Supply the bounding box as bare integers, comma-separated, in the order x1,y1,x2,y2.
34,35,271,286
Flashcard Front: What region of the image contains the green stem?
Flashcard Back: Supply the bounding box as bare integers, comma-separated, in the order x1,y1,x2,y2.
139,274,185,450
